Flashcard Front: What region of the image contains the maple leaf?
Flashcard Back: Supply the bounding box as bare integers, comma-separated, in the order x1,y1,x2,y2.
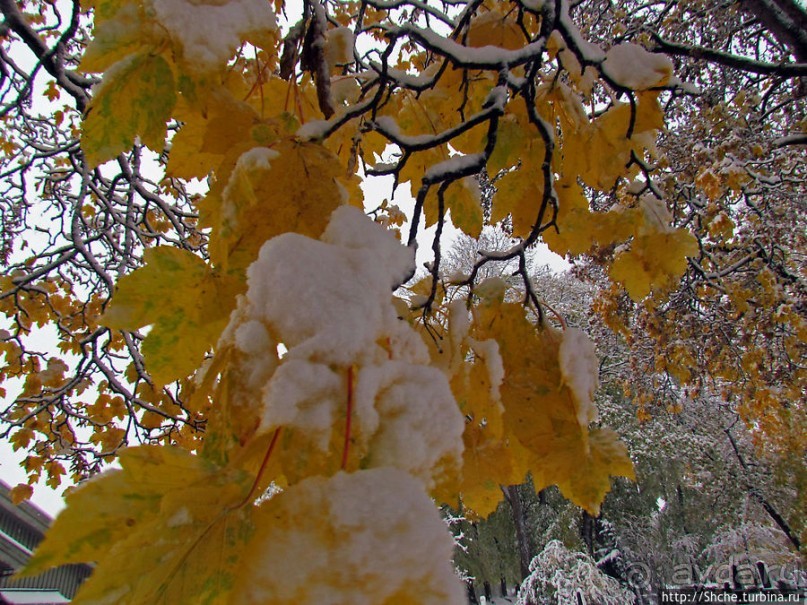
78,0,156,74
200,139,345,271
467,8,525,51
610,227,699,301
459,422,529,518
424,177,484,239
473,298,634,514
101,247,241,386
491,162,546,238
82,52,176,167
20,446,255,605
9,483,33,505
538,428,635,516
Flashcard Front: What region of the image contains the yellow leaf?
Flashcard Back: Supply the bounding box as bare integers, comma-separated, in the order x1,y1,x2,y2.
536,428,635,516
610,227,698,301
166,103,230,180
21,446,255,605
543,179,638,256
459,422,528,518
79,1,157,73
9,483,33,505
467,8,525,50
102,247,241,386
82,53,176,167
560,94,662,192
473,299,633,514
492,162,545,238
487,112,527,175
426,177,483,239
201,139,345,271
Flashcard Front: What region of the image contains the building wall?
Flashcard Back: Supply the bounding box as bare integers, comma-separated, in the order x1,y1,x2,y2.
0,481,91,600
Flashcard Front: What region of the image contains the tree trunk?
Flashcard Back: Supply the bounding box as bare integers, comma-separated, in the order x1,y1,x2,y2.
502,484,532,580
581,510,596,557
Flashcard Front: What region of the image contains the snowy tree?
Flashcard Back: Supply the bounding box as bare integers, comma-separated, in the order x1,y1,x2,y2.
517,539,634,605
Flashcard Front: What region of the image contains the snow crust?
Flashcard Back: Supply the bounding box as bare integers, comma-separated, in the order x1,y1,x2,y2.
470,337,504,403
295,119,331,141
399,23,546,67
424,153,484,183
558,327,599,427
152,0,277,71
236,469,465,605
602,43,673,90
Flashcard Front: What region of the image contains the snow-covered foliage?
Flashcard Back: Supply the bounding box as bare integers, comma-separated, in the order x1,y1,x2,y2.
221,206,465,488
152,0,277,70
234,469,464,605
517,540,634,605
702,522,803,575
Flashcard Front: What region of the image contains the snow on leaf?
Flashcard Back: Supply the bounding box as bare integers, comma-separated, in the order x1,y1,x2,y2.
200,140,345,271
204,207,463,491
233,469,465,605
474,299,633,514
602,43,673,90
79,1,156,73
559,327,600,427
153,0,277,72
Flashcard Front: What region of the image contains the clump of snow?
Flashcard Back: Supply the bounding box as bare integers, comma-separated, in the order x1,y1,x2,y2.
325,26,355,67
234,319,272,357
261,360,343,451
245,218,409,365
321,205,415,288
235,469,465,605
295,119,331,141
218,205,463,486
354,362,464,486
639,195,675,234
602,43,673,90
558,327,599,427
152,0,277,71
218,302,279,393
